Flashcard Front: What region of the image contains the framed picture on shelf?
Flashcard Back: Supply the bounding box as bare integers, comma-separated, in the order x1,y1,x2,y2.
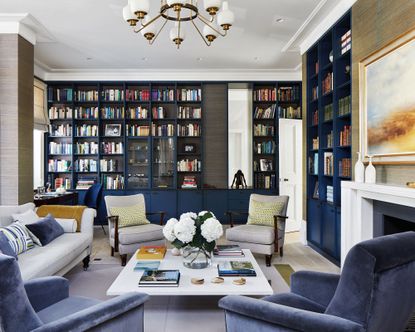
313,181,319,199
105,124,121,137
259,159,273,172
183,144,196,153
360,28,415,163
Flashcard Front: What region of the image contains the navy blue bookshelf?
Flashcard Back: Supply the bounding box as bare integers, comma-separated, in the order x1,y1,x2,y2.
306,11,352,264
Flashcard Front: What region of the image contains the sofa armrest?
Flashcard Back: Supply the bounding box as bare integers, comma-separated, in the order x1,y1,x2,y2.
32,293,149,332
290,271,340,307
219,296,364,332
24,277,69,312
80,208,96,235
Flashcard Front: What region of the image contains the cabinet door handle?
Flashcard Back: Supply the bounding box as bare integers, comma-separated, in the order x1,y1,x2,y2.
283,178,289,182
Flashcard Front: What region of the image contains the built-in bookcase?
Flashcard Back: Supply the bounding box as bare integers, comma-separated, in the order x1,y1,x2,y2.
252,82,302,190
46,82,204,191
306,11,351,263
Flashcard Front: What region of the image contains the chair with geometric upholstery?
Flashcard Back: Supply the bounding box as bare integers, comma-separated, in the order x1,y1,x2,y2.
226,194,289,266
104,194,165,266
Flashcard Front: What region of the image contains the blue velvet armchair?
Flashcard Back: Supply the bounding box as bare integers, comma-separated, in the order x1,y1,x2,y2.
0,254,149,332
219,231,415,332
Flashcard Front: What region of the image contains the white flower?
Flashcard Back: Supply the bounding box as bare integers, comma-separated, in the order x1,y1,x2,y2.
198,211,216,218
180,212,197,221
174,217,196,243
201,217,223,242
163,218,178,242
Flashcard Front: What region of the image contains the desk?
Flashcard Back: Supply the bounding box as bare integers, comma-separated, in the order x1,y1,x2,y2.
34,192,79,207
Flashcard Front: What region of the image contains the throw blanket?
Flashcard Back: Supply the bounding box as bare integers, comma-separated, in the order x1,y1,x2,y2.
36,205,86,232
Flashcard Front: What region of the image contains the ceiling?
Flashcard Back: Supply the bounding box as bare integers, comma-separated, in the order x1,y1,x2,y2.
0,0,342,72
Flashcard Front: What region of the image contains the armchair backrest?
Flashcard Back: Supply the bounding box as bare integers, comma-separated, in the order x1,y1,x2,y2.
104,194,146,217
84,183,103,209
0,254,42,332
325,231,415,332
249,194,289,217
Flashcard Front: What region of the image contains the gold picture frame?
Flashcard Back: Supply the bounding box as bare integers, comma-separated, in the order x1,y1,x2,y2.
359,28,415,164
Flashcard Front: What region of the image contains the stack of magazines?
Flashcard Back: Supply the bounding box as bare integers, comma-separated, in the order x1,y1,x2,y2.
213,245,244,257
217,261,257,277
139,270,180,287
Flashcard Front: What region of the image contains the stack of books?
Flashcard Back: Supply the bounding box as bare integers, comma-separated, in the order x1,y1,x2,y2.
181,176,197,189
214,245,244,257
217,261,257,277
134,261,160,271
76,178,95,190
327,185,334,203
136,246,167,260
341,30,351,55
139,270,180,287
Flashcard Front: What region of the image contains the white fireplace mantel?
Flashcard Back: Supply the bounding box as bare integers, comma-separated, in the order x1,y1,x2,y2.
341,181,415,266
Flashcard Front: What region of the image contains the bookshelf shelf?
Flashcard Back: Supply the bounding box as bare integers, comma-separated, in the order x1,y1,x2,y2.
306,10,351,264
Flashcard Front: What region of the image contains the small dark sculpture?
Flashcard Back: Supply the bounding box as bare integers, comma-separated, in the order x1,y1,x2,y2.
231,170,247,189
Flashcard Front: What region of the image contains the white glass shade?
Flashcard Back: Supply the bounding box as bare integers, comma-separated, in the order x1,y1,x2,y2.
169,22,186,41
217,1,234,26
123,5,136,22
166,0,187,6
141,16,156,36
203,24,219,38
129,0,150,15
203,0,221,10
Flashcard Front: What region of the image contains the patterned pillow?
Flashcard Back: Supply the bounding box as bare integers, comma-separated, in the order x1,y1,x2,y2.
247,200,285,227
110,204,149,228
0,222,34,255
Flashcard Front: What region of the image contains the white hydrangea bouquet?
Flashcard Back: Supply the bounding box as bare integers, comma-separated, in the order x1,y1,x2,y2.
163,211,223,269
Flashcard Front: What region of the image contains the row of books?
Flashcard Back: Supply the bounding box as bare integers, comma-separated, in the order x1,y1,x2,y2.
339,125,351,146
341,30,351,55
312,86,318,101
75,90,99,102
50,124,72,137
324,103,333,121
48,87,73,102
254,88,276,102
152,88,175,102
327,185,334,203
178,106,202,119
254,158,274,172
326,130,333,149
101,107,124,119
101,142,124,155
75,142,98,155
127,106,149,119
324,152,334,176
338,95,351,116
75,125,98,137
54,177,71,189
126,89,150,102
75,178,95,190
177,159,201,172
339,158,351,177
254,105,276,119
75,159,98,172
48,159,71,172
176,88,202,102
322,72,333,95
254,124,274,136
49,142,72,155
100,159,121,172
177,123,201,137
312,136,319,150
101,89,124,102
312,110,318,126
255,141,275,154
278,106,301,119
277,86,300,102
102,174,124,190
49,107,73,120
181,175,197,189
254,174,276,189
126,124,150,137
75,107,99,120
152,106,168,119
308,153,318,175
152,124,174,137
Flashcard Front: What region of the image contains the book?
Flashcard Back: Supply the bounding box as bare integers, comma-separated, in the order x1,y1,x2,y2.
139,270,180,287
218,261,257,277
214,245,244,256
134,261,161,271
136,246,166,260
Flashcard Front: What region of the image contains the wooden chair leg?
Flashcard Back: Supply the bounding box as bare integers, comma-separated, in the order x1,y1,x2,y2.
121,254,127,266
265,255,272,267
279,246,284,257
111,247,114,257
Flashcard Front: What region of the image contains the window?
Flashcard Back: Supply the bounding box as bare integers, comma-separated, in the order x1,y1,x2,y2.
33,130,44,189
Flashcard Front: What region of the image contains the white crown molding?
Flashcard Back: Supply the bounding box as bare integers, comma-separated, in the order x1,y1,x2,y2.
43,68,302,82
0,14,36,44
299,0,357,55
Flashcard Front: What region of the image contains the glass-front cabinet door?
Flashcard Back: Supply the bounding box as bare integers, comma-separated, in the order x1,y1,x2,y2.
127,139,150,189
152,138,175,188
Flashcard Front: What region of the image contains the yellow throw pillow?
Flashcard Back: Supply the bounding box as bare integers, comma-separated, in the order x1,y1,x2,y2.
247,200,285,227
110,205,149,228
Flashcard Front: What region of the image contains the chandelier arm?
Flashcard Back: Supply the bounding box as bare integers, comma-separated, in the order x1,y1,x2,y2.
149,18,169,45
191,18,211,47
133,13,163,33
197,14,226,37
177,8,181,49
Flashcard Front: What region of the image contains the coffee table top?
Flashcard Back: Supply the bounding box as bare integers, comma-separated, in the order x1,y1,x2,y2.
107,249,273,296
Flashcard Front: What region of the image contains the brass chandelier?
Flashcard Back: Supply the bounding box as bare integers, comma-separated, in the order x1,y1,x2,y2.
123,0,234,48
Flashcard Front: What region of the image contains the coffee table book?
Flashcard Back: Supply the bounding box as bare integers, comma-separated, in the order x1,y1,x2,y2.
136,246,166,260
134,261,161,271
213,245,244,257
217,261,257,277
139,270,180,287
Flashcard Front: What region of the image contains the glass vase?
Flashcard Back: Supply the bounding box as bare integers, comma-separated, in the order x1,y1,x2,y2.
182,246,211,269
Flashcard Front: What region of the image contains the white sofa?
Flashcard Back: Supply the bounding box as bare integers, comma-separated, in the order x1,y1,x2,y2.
0,202,95,280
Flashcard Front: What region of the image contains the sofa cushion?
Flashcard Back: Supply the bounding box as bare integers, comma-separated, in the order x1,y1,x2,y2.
55,218,77,233
17,233,91,280
226,224,274,245
26,214,64,246
111,223,163,245
37,296,101,323
247,199,285,226
0,222,34,255
12,209,43,246
0,203,36,227
0,232,17,259
110,204,149,228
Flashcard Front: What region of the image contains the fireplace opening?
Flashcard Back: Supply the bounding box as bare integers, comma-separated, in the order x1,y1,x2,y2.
384,215,415,236
373,201,415,237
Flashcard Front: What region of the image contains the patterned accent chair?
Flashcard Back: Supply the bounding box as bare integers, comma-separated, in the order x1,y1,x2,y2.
225,194,289,266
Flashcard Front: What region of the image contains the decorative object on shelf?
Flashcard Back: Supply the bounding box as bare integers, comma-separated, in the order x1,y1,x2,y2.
122,0,234,48
55,187,67,195
360,28,415,162
183,143,196,153
231,170,247,189
163,211,223,269
354,152,365,183
313,181,319,199
104,124,122,137
329,50,333,63
365,156,376,184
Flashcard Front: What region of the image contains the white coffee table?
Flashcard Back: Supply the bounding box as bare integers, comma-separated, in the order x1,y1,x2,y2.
107,249,273,296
